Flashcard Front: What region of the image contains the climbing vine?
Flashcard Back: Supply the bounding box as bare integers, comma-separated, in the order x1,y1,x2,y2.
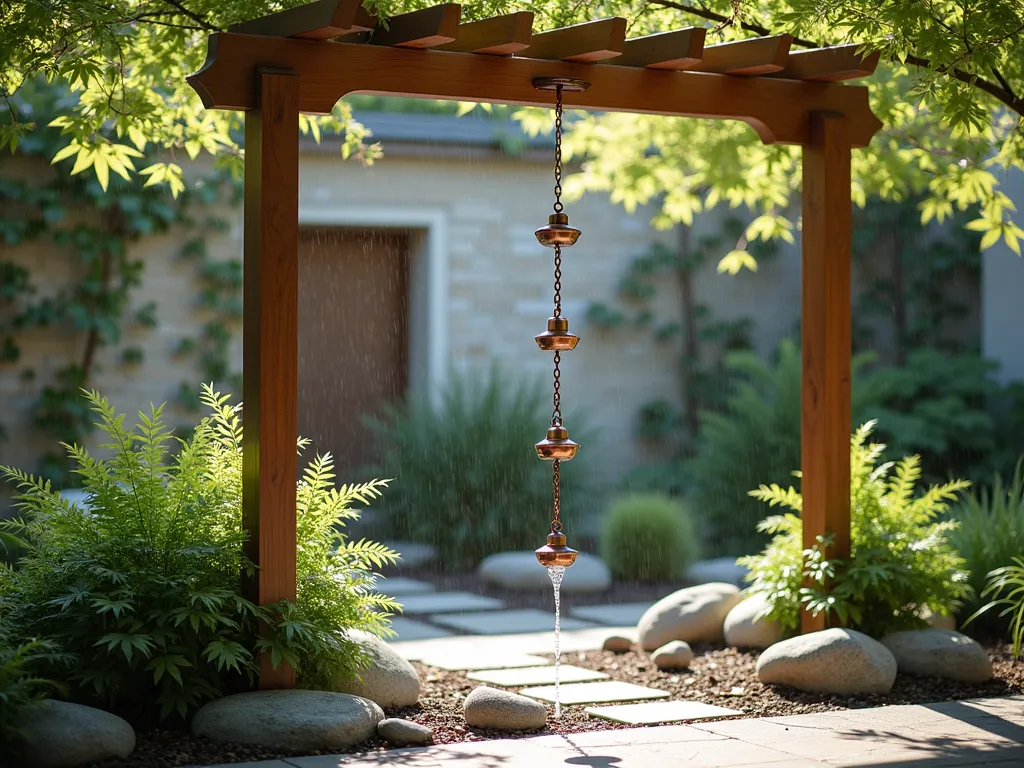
0,83,241,486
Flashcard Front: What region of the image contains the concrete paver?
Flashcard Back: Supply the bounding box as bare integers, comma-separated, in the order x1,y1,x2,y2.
417,652,551,671
586,700,743,724
467,664,608,686
390,625,636,659
396,591,505,614
570,602,652,626
520,680,670,705
377,577,436,596
428,608,596,635
386,616,454,641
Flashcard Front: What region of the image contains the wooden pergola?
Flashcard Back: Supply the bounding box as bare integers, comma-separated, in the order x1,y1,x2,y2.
187,0,883,688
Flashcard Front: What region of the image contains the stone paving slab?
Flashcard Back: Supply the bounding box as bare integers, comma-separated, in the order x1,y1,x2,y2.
384,541,436,569
377,577,435,596
570,602,652,626
467,664,608,686
390,625,637,659
396,591,505,614
520,680,670,705
417,652,551,671
586,700,743,724
386,617,454,641
428,608,596,635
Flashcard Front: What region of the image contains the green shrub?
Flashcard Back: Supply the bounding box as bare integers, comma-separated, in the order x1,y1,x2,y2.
739,421,971,637
600,494,698,582
364,365,596,572
0,386,398,725
0,632,62,755
954,458,1024,639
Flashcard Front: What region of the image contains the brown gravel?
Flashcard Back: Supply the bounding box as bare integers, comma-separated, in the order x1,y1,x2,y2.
92,643,1024,767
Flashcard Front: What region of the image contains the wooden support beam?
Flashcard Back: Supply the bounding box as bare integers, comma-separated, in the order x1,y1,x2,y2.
519,17,627,63
614,28,706,70
691,34,792,76
229,0,374,40
800,112,853,634
435,11,534,55
368,3,461,49
774,44,881,82
243,68,300,688
188,33,884,147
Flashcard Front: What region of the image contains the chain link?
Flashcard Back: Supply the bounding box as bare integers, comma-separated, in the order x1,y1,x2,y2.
552,351,561,426
553,245,562,317
551,459,562,531
553,84,563,214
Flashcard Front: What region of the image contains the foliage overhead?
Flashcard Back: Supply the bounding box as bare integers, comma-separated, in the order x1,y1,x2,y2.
0,385,399,724
4,0,1023,255
740,421,971,637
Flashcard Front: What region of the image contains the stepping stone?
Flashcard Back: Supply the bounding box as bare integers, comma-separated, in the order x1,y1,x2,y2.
398,592,505,614
571,603,652,626
379,577,436,597
429,609,597,635
386,617,454,642
468,665,609,687
520,681,670,706
418,653,552,671
385,541,437,569
585,701,743,725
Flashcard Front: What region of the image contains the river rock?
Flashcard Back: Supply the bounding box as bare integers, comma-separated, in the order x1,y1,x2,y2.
637,582,741,650
757,628,897,694
20,700,135,768
685,557,748,587
881,629,992,683
478,551,611,593
192,690,383,751
603,635,633,653
652,640,694,669
336,630,421,707
464,686,547,730
723,594,783,649
378,718,434,747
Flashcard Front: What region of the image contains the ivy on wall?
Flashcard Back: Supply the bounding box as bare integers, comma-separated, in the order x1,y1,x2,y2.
0,83,242,486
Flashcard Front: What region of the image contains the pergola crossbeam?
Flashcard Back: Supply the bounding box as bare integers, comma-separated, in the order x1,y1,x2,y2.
518,17,627,63
614,28,707,70
436,11,534,55
773,44,881,82
365,3,462,49
228,0,374,40
692,34,793,76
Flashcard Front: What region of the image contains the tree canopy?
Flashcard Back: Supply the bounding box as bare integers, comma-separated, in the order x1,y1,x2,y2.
3,0,1023,262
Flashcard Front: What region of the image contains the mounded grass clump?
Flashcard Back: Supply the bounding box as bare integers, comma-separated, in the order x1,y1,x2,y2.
600,494,698,582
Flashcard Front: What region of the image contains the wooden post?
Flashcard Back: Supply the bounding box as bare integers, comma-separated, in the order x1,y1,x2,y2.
242,67,300,688
800,111,852,634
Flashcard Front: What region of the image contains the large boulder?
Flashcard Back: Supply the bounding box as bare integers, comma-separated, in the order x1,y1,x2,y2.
336,630,421,707
637,582,741,650
20,700,135,768
464,686,547,730
757,628,897,694
652,640,694,670
881,629,993,683
478,552,611,593
723,594,783,649
192,690,383,752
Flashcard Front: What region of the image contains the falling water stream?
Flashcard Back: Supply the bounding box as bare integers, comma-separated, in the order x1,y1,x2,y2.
547,564,566,718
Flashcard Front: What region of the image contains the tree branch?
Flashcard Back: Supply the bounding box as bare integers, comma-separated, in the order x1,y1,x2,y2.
159,0,221,33
648,0,1024,119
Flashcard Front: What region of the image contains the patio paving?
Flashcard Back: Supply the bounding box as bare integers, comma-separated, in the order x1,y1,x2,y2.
416,652,552,671
585,700,743,724
197,695,1024,767
570,601,652,626
386,617,454,641
391,625,637,660
395,591,505,614
520,680,670,705
428,608,597,635
377,577,436,596
467,664,609,686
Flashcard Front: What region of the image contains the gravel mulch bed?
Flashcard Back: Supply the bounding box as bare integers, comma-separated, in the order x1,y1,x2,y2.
92,643,1024,767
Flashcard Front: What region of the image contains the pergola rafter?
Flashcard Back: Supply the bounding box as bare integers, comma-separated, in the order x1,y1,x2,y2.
190,0,883,690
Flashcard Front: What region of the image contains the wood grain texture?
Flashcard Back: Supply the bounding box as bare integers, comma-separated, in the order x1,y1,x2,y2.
436,11,534,55
615,28,706,70
243,68,300,688
229,0,374,40
773,44,881,82
187,33,883,147
691,34,792,76
518,17,626,62
369,3,461,49
800,112,853,635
